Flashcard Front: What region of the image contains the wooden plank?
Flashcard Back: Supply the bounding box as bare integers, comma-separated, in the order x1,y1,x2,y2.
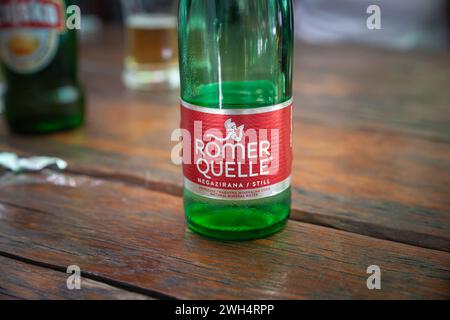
1,91,449,251
81,27,450,141
0,255,152,300
0,173,448,299
0,29,449,252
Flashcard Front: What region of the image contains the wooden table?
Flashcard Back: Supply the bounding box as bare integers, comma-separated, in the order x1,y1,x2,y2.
0,27,449,300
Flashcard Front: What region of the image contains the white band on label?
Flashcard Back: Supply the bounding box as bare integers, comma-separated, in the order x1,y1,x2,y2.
184,176,291,201
181,98,293,115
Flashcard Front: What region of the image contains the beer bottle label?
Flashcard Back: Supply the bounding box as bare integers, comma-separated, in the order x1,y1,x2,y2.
0,0,65,74
181,99,293,200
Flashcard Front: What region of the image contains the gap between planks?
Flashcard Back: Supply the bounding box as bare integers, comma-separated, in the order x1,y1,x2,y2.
63,167,450,253
1,167,448,255
0,250,175,300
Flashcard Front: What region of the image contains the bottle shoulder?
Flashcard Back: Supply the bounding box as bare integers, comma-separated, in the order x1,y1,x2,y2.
181,80,292,109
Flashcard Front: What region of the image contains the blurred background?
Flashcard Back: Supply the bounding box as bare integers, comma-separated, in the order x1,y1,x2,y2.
53,0,450,95
1,0,449,102
75,0,449,50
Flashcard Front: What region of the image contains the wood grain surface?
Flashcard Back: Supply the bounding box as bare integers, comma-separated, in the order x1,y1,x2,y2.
1,36,449,251
0,26,449,299
0,172,448,299
0,255,151,300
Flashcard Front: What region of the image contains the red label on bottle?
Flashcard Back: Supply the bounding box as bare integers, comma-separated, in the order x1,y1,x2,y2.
181,99,292,200
0,0,64,30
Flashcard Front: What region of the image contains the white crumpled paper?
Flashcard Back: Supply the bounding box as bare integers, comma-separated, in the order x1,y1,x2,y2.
0,152,68,173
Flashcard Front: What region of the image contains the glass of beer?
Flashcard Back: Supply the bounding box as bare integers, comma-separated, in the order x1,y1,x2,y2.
121,0,179,90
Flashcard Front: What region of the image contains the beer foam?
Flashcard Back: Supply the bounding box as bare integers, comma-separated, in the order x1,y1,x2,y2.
126,14,177,29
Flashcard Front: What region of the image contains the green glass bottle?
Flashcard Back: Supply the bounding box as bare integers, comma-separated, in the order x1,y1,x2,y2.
179,0,293,240
0,0,84,134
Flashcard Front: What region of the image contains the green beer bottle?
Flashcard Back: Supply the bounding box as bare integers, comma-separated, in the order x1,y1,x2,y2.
0,0,84,134
179,0,293,240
